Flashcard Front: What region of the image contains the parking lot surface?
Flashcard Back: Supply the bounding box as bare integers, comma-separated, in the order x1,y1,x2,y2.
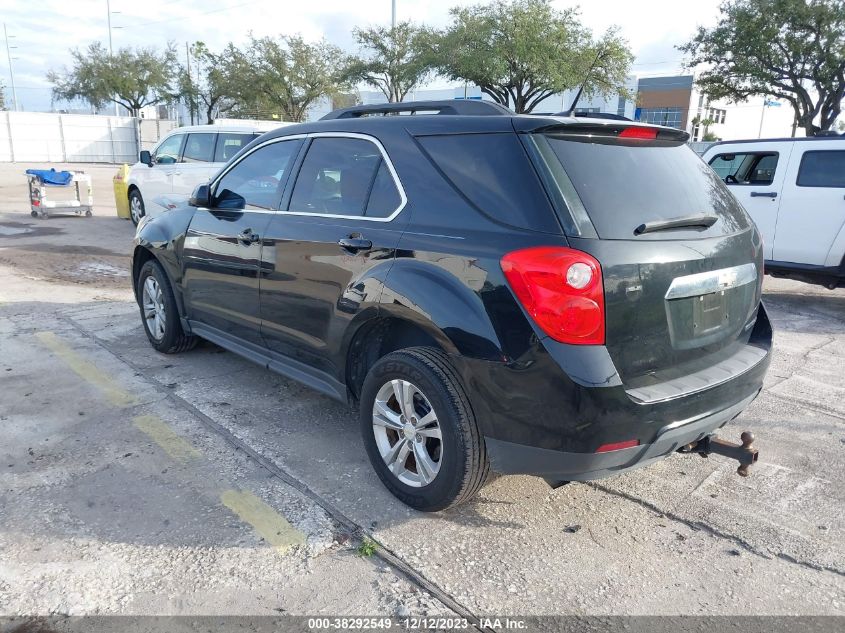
1,163,843,617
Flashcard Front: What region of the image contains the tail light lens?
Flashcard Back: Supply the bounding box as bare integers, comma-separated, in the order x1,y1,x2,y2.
501,246,605,345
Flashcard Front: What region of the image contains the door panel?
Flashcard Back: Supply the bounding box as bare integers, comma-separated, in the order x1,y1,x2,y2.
709,145,792,260
259,135,409,380
142,133,185,216
181,138,304,344
773,148,845,266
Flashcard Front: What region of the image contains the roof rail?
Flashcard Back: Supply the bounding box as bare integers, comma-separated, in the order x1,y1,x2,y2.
320,99,512,120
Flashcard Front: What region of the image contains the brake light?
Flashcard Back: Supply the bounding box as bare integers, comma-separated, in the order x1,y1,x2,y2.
619,127,658,140
596,439,640,453
500,246,605,345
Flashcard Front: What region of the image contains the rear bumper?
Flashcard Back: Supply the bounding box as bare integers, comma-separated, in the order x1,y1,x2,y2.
485,390,758,481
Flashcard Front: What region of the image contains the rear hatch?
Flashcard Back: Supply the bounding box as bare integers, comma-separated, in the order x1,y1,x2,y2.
526,123,765,393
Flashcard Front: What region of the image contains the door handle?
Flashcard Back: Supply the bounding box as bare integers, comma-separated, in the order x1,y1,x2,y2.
238,228,260,244
337,236,373,252
750,191,777,198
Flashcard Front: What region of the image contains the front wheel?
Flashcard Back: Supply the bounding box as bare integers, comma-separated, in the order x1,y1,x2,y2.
359,347,489,512
129,190,145,226
137,259,197,354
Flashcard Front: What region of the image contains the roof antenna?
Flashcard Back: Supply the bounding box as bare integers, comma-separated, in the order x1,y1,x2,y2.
563,47,608,117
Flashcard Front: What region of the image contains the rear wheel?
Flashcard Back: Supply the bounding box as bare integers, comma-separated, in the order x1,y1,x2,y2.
360,347,489,511
137,259,197,354
129,190,145,226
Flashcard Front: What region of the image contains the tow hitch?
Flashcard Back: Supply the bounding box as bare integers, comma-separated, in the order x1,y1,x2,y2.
681,431,759,476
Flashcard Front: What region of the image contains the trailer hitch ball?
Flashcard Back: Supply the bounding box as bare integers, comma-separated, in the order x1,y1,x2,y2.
684,431,759,477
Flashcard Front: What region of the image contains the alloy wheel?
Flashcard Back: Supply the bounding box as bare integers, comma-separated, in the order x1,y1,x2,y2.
130,196,143,224
372,379,442,487
142,276,166,341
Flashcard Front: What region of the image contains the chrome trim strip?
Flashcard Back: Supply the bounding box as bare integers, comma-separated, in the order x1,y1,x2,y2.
209,132,408,223
664,263,758,300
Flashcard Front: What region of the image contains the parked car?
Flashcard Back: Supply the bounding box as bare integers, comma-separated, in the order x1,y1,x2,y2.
702,137,845,289
132,101,772,511
127,124,279,225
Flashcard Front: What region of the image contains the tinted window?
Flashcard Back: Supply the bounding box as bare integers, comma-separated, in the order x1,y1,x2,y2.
182,133,216,163
709,152,778,185
417,133,559,233
543,135,749,239
289,138,389,217
215,133,257,162
153,134,184,164
366,161,402,218
215,139,302,210
797,150,845,188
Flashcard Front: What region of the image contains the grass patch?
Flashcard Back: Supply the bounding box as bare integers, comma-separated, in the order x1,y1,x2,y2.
358,537,378,557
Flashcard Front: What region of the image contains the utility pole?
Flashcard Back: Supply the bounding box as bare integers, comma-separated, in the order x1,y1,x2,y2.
3,23,18,112
391,0,396,28
185,42,194,125
106,1,120,116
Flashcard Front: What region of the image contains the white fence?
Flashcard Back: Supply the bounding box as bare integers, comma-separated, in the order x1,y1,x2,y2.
0,112,176,163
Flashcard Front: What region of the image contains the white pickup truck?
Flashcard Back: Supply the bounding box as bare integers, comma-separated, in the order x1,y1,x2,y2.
127,124,279,225
702,137,845,289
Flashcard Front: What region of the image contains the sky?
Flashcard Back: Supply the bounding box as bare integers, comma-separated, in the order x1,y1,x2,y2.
0,0,724,112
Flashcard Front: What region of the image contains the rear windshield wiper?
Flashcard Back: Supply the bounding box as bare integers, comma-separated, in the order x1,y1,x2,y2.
634,214,718,235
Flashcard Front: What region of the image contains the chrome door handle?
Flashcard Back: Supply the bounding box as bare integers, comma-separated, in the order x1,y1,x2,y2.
750,191,777,198
337,236,372,252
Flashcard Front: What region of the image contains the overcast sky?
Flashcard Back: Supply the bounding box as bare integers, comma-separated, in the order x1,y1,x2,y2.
1,0,724,112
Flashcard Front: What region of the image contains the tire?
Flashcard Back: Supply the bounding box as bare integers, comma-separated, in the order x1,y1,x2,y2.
359,347,489,512
136,258,197,354
30,211,38,218
129,189,145,226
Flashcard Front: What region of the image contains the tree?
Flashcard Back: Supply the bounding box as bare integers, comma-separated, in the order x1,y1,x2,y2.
47,42,177,115
679,0,845,136
240,35,346,122
429,0,632,113
180,42,243,124
342,22,433,102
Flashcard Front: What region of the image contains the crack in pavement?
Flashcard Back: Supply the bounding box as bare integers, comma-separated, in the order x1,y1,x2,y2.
588,482,845,578
60,312,492,633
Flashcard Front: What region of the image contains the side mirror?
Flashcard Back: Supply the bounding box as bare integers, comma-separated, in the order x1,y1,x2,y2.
189,184,212,208
139,150,153,167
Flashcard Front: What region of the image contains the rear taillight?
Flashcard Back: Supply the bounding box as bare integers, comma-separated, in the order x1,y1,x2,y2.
500,246,605,345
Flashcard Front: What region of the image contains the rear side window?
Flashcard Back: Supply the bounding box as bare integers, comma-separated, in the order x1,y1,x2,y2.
289,137,401,218
182,133,216,163
417,133,559,233
215,133,256,162
709,152,778,185
542,134,749,239
797,150,845,188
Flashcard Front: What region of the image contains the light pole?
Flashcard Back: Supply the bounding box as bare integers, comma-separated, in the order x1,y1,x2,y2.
3,23,18,112
106,0,122,116
391,0,396,28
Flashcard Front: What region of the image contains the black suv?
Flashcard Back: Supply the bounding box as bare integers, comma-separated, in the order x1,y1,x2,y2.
132,100,772,511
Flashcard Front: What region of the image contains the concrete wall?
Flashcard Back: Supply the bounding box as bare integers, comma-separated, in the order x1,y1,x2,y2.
0,112,176,163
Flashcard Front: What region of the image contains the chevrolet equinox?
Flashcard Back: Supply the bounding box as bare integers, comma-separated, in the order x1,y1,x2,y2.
132,100,772,511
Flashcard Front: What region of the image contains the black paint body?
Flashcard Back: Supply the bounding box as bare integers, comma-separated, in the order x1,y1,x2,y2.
133,112,772,482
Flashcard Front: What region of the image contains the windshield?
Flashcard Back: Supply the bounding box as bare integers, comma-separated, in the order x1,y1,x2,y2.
539,133,750,240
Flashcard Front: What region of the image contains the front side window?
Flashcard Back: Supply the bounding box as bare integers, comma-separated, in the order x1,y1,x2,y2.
289,137,401,218
797,150,845,188
709,152,778,186
153,134,184,165
214,139,303,210
215,133,258,162
182,133,216,163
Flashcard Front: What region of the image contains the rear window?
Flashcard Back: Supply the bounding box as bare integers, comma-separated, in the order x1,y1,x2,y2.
215,133,257,162
541,134,750,239
797,150,845,188
417,133,559,233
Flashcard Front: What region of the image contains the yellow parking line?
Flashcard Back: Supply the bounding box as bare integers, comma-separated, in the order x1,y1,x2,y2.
133,415,202,462
34,331,137,407
220,489,306,553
